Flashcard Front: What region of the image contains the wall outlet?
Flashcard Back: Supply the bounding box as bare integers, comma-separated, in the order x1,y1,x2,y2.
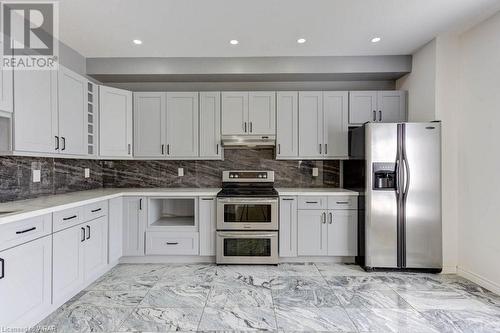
312,167,319,177
178,168,184,177
84,168,90,178
32,169,41,183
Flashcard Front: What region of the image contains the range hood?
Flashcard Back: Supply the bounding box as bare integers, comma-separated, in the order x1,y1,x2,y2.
222,135,276,148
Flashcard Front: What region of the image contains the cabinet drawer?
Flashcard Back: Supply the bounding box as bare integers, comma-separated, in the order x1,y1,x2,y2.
297,196,327,210
0,214,52,251
145,232,199,255
328,196,358,210
83,201,108,221
53,207,83,232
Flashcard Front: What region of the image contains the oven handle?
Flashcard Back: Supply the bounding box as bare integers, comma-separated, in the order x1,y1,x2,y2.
217,198,278,203
217,232,277,237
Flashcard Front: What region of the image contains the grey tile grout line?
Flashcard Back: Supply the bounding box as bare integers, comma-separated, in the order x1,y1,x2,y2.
196,267,217,332
268,270,280,331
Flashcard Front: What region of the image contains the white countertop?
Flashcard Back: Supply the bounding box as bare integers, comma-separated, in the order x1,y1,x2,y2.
276,188,359,196
0,188,221,225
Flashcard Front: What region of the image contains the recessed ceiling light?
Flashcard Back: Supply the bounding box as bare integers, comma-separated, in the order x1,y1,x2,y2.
297,38,306,44
230,39,239,45
133,39,143,45
371,37,381,43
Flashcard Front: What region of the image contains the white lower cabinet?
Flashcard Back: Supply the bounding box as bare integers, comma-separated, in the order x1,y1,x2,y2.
327,210,358,256
199,197,217,256
279,196,298,257
53,216,108,306
108,197,124,263
0,235,52,327
123,197,147,256
297,210,328,256
145,231,199,255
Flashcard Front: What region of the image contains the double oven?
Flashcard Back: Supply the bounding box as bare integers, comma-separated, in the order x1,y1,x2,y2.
216,171,279,264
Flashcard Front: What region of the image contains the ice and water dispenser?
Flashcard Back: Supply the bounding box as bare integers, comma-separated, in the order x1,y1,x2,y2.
372,163,396,190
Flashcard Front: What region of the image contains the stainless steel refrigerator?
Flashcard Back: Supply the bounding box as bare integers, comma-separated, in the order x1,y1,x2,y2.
350,122,442,272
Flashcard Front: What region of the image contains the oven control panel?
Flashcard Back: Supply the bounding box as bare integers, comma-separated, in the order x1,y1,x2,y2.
223,170,275,182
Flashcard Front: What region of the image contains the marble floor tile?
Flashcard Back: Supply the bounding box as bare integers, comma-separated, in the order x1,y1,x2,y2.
272,286,341,307
213,273,273,289
324,276,391,291
38,303,133,333
335,289,411,309
468,289,500,309
272,263,321,277
198,306,277,331
207,283,273,308
117,307,202,332
88,264,167,291
380,275,452,291
397,289,495,311
216,264,272,278
315,263,369,276
74,290,147,308
269,275,328,291
275,305,356,332
421,309,500,333
140,283,210,308
435,274,492,294
346,307,440,333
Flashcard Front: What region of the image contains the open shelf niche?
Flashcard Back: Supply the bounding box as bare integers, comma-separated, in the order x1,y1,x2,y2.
148,197,198,231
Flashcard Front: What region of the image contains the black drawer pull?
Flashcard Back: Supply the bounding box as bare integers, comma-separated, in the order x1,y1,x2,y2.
16,227,36,234
201,198,214,201
305,201,318,204
91,208,102,213
0,258,4,279
166,242,179,245
336,201,349,204
282,198,295,201
63,215,77,221
86,225,90,240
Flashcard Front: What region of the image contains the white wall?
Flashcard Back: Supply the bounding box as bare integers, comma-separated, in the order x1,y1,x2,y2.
457,10,500,292
396,40,437,121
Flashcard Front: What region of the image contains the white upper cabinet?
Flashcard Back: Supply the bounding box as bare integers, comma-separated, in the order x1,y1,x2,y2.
0,59,12,113
166,92,199,157
13,70,58,153
58,66,87,155
349,90,406,124
377,91,407,122
221,92,248,135
199,92,221,158
323,91,348,158
248,92,275,135
133,92,166,157
276,92,298,158
99,86,133,157
298,91,323,158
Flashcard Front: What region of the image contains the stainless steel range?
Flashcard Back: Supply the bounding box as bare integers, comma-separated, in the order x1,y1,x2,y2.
216,170,278,265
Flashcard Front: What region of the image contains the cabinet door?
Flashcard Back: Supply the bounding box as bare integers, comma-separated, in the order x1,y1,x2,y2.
0,236,51,327
221,92,248,135
53,224,85,306
298,92,323,158
248,92,275,135
134,92,166,157
279,197,298,257
108,197,123,263
377,91,407,122
297,210,327,256
123,197,146,256
13,70,58,153
199,197,216,256
83,216,108,281
276,92,298,158
99,86,133,157
327,210,358,256
58,66,87,155
323,91,348,158
349,91,378,125
166,92,199,157
0,56,12,113
199,92,221,158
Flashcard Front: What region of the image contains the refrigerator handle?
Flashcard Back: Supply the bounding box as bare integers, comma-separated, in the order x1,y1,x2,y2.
395,159,400,196
402,151,411,198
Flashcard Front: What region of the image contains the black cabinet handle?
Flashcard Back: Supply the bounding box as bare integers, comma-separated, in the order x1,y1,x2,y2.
216,144,219,155
63,215,77,221
336,201,349,204
91,208,102,213
244,122,247,133
373,110,376,121
282,198,295,201
0,258,4,279
325,144,328,155
166,242,178,245
379,110,382,121
86,225,90,240
55,136,59,150
139,198,143,210
201,198,214,201
16,227,36,234
278,144,281,155
161,144,165,155
81,227,86,242
250,122,253,133
306,201,318,204
61,137,66,151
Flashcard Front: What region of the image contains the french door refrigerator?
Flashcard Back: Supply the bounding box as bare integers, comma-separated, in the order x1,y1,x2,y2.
352,122,442,272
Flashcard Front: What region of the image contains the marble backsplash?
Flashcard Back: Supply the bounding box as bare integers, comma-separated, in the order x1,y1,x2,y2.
0,149,340,202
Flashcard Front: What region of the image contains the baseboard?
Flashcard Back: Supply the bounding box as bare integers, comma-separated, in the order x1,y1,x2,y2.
120,255,216,264
279,256,355,263
457,266,500,295
440,265,458,274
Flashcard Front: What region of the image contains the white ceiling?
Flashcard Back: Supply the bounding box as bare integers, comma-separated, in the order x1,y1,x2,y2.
58,0,500,58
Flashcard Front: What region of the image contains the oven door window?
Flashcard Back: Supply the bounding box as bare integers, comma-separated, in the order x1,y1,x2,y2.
223,238,271,257
223,204,271,223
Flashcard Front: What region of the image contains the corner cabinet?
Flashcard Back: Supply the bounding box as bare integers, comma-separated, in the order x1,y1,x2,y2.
99,86,133,157
349,90,407,125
